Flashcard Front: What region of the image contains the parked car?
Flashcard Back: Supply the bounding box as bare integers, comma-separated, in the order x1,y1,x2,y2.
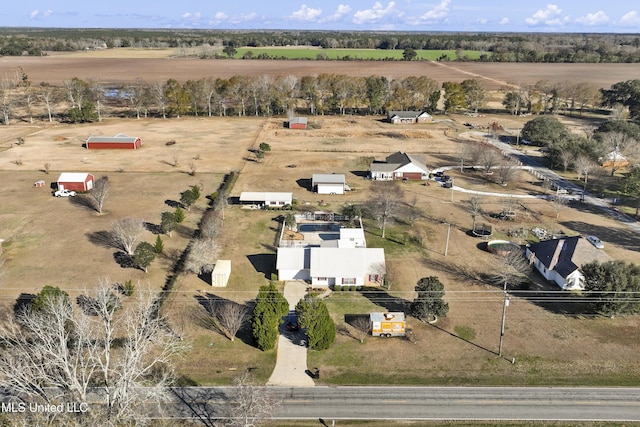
586,235,604,249
54,189,76,197
286,313,300,332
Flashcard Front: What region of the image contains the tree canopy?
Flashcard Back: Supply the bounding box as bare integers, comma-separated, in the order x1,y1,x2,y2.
582,260,640,316
295,295,336,350
251,283,289,351
521,116,570,147
410,276,449,320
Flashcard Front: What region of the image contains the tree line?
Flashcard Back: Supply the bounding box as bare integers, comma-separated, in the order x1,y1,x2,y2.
4,71,631,124
2,29,640,63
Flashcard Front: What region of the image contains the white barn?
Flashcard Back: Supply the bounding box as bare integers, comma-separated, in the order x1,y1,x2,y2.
239,192,292,208
312,174,346,195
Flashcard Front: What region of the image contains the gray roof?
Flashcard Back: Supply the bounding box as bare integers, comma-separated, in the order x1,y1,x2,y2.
86,133,139,143
387,111,430,119
370,151,429,174
312,173,346,185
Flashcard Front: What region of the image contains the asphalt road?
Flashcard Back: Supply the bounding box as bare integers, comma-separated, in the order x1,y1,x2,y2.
162,386,640,422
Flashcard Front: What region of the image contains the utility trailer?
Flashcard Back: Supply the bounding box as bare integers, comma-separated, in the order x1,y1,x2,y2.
370,312,406,337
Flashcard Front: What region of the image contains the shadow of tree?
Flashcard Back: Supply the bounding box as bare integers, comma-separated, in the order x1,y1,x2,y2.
359,286,408,313
113,251,136,269
87,230,119,250
69,194,97,212
169,386,228,426
14,293,36,315
560,220,640,253
193,293,256,347
144,221,163,235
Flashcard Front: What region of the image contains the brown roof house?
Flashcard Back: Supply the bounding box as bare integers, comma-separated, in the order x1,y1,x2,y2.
525,236,611,290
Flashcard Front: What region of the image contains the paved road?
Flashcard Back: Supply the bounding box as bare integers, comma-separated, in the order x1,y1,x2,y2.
164,386,640,422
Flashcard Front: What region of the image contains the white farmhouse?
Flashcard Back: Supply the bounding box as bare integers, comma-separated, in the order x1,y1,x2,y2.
370,151,430,181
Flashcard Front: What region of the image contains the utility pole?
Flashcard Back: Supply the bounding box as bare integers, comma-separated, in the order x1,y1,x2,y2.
498,293,510,357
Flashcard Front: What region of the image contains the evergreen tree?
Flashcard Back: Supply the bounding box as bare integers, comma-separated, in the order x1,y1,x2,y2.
154,235,164,254
252,283,289,351
583,261,640,316
174,206,186,223
411,276,449,320
32,285,71,312
295,295,336,350
133,242,156,273
161,211,178,236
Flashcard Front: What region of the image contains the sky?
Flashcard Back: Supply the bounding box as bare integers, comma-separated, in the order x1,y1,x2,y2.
2,1,640,33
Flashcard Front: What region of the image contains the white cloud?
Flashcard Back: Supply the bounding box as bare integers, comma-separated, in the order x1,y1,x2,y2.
290,4,322,21
477,18,487,25
575,11,609,26
620,10,640,26
30,9,52,19
525,4,562,25
499,17,510,25
214,12,229,20
229,12,257,24
353,1,396,24
182,12,202,20
321,4,352,22
421,0,451,21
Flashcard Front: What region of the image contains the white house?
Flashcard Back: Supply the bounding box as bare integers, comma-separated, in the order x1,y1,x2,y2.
525,236,611,290
276,247,385,288
387,111,432,124
239,192,292,207
312,173,346,195
370,152,430,181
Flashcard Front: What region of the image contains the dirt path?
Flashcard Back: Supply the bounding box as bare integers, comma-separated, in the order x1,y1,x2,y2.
429,60,519,89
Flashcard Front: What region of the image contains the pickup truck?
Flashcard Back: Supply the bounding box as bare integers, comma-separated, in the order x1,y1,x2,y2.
54,189,76,197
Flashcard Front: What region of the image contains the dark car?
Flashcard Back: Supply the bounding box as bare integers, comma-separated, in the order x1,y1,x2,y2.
286,314,300,332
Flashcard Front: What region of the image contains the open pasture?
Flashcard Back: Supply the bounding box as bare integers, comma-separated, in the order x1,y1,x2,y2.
0,52,638,89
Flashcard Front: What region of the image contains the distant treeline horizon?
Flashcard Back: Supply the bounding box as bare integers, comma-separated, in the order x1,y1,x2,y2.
1,28,640,63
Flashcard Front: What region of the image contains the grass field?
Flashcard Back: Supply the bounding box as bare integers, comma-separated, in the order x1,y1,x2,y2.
234,47,484,61
1,108,640,389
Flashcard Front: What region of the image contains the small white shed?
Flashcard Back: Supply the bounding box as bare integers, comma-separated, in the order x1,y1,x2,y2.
312,173,346,195
211,260,231,287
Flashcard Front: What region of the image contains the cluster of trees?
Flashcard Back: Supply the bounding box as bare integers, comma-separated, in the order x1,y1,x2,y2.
2,29,640,63
3,67,629,124
0,283,187,425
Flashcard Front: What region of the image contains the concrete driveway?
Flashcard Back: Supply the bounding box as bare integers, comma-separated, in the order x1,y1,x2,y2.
267,281,316,387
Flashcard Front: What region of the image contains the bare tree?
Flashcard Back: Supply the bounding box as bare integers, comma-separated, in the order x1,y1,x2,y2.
0,283,187,425
496,163,518,186
224,370,279,427
38,84,61,122
91,175,110,214
403,196,423,226
474,146,501,173
491,249,530,291
111,218,145,255
350,316,370,343
550,194,569,218
558,149,574,172
367,181,405,238
185,238,219,274
574,155,595,197
469,197,483,230
602,131,638,176
200,209,223,240
216,301,249,342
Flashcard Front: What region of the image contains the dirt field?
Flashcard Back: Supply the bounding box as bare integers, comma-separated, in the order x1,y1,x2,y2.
1,102,640,385
1,52,639,89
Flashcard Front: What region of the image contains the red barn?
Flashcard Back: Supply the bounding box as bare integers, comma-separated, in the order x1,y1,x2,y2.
57,172,94,192
86,133,141,149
